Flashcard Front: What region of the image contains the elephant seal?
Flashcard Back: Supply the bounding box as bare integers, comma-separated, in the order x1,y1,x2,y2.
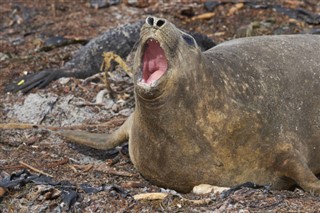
5,21,215,93
59,16,320,194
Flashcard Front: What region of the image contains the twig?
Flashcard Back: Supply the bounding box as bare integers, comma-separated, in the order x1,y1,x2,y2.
45,157,69,168
105,169,134,177
51,3,56,17
0,117,126,131
81,72,104,85
191,12,215,21
0,123,39,130
181,197,212,205
74,102,105,107
95,166,135,177
100,52,133,98
68,165,78,173
68,157,81,164
1,157,69,170
96,89,109,104
71,163,94,172
19,161,53,177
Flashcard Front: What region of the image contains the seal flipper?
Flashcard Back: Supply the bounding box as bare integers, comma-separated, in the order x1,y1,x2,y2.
5,69,65,93
5,20,215,94
277,155,320,195
58,114,133,150
57,131,115,150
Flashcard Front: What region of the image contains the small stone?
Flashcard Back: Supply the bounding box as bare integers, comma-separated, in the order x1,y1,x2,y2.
58,77,70,85
111,103,119,112
193,184,229,194
193,184,214,194
120,181,145,189
0,187,6,197
0,52,9,61
133,192,168,201
125,0,156,8
119,108,132,116
104,99,115,109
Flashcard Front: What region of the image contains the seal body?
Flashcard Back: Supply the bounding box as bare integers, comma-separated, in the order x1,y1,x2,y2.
60,17,320,194
130,17,320,193
5,21,215,93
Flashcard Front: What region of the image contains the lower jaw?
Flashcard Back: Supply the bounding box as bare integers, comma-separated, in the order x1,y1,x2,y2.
136,79,163,95
136,80,159,91
137,76,160,88
135,69,169,92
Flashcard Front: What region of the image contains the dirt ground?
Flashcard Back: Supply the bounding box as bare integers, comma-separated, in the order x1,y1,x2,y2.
1,0,320,212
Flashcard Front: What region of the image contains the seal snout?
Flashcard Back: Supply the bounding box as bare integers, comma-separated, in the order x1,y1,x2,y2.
146,16,166,29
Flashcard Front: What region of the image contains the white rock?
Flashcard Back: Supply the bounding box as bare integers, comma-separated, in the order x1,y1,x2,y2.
58,77,70,85
192,184,230,195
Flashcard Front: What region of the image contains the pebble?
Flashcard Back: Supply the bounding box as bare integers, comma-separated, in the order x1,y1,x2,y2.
192,184,229,195
0,187,6,198
0,52,9,61
58,77,70,85
111,103,119,112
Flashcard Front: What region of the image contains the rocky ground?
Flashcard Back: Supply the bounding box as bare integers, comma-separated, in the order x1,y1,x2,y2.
1,0,320,212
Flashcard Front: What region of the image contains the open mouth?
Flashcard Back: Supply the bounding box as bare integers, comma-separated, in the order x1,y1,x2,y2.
141,38,168,85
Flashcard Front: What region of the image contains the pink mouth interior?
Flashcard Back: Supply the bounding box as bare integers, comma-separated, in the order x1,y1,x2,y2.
142,39,168,85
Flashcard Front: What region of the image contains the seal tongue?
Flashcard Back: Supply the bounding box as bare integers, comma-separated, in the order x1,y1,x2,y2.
142,39,168,85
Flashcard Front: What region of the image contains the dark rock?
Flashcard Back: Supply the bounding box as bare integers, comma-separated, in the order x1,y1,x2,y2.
221,182,270,199
181,6,195,18
61,189,79,210
295,8,320,25
309,28,320,34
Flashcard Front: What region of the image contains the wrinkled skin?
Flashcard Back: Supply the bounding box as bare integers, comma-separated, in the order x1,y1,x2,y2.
59,17,320,194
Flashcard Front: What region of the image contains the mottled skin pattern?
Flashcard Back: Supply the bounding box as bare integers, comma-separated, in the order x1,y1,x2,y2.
59,17,320,194
5,20,215,93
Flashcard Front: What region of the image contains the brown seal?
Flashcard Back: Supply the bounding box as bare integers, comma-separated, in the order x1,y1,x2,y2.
59,16,320,194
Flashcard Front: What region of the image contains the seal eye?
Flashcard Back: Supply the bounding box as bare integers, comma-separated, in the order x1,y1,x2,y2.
182,34,196,47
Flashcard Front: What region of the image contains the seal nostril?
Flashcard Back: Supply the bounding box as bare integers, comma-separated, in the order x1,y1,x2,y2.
156,19,165,27
147,17,154,26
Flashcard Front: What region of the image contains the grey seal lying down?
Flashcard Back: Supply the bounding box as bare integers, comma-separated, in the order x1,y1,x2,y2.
5,20,215,93
59,17,320,194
